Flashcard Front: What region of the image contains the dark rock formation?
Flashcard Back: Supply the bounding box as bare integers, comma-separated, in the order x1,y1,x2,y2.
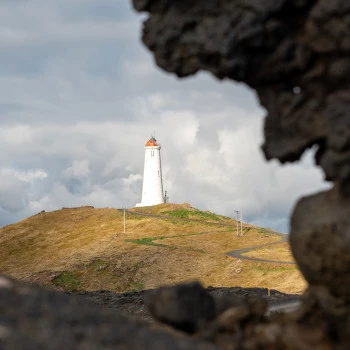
291,187,350,303
3,1,350,348
0,275,219,350
70,285,298,324
145,282,216,332
3,275,333,349
131,0,350,348
1,275,307,349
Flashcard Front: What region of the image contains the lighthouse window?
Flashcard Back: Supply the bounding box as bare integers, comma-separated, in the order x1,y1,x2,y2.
151,150,154,157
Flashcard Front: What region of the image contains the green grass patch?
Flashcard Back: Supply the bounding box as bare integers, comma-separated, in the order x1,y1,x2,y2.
125,237,172,248
52,271,81,291
125,232,211,249
161,208,225,221
126,281,145,292
164,218,197,226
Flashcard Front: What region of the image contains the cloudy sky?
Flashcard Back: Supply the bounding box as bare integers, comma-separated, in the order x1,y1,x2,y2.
0,0,330,232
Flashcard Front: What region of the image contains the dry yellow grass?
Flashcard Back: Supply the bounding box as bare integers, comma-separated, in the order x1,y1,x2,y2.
0,204,306,294
243,242,295,262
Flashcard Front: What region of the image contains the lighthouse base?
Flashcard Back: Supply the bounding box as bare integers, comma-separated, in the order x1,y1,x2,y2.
136,200,164,207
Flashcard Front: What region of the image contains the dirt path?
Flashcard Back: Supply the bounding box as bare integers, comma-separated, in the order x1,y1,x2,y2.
226,234,296,265
125,209,294,265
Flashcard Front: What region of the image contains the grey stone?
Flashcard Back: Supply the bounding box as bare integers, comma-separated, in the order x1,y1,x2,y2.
0,276,219,350
290,187,350,302
145,281,216,333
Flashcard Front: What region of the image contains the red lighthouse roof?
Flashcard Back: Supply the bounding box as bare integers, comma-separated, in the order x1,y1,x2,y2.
145,137,158,147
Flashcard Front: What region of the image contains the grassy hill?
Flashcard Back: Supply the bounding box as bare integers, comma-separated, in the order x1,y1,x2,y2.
0,203,306,294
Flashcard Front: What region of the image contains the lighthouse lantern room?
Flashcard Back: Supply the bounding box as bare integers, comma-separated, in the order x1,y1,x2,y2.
136,137,165,207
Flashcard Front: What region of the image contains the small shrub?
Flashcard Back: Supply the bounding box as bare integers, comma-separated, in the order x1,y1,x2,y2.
125,237,169,248
127,281,145,292
161,209,223,221
86,259,109,271
52,271,81,291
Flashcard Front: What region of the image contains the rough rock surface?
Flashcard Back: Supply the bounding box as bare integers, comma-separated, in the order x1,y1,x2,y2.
71,286,299,323
3,275,336,349
131,0,350,348
2,1,350,348
291,187,350,303
145,282,216,332
0,276,219,350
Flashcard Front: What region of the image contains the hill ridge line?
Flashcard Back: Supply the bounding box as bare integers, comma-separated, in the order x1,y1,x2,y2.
123,208,257,231
123,209,292,265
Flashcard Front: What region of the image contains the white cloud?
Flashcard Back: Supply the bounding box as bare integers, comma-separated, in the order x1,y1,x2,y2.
0,169,48,182
0,168,47,214
0,125,34,145
0,176,29,213
0,0,137,48
123,173,142,186
0,0,330,233
62,160,90,179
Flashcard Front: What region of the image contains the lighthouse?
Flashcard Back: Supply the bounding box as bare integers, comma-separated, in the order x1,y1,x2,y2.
136,136,165,207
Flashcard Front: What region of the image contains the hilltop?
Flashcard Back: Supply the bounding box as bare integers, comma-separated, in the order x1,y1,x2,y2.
0,203,305,294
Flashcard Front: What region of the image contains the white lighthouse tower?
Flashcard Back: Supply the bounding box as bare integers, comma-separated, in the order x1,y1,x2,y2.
136,136,165,207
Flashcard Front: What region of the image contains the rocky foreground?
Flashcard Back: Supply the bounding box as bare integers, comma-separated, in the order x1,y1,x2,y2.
2,274,346,349
70,285,299,323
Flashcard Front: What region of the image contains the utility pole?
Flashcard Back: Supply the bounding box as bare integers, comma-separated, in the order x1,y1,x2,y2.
234,210,239,236
234,210,243,236
240,211,243,236
123,207,126,234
